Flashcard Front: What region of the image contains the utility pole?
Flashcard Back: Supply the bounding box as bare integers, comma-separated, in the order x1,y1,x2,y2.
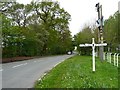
118,1,120,14
118,1,120,53
95,3,104,61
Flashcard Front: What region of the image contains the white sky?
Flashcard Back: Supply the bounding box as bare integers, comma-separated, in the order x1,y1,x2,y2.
17,0,120,36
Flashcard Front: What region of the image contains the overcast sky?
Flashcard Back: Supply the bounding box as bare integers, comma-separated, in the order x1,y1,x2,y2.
17,0,120,36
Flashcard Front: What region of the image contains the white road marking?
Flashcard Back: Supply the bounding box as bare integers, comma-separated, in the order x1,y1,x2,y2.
38,60,65,81
38,72,47,81
23,63,27,65
0,69,3,72
53,60,65,68
34,60,43,63
12,63,27,68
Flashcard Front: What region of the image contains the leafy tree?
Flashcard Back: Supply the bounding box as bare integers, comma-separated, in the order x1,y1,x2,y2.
2,0,73,58
104,11,120,52
74,26,94,55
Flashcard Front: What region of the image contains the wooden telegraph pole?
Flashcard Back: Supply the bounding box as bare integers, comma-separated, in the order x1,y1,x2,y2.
95,3,104,61
118,2,120,52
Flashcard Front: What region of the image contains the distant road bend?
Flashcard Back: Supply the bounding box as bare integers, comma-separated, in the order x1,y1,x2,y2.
2,55,74,88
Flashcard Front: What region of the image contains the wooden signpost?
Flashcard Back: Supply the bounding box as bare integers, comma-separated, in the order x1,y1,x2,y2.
79,38,107,72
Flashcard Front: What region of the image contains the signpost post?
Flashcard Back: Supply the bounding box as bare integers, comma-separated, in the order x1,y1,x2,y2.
79,38,107,72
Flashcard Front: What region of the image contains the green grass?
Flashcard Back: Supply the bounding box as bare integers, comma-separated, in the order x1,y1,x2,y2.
34,55,118,88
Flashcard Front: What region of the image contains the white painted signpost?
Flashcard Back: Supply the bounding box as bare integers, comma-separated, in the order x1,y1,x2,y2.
79,38,107,72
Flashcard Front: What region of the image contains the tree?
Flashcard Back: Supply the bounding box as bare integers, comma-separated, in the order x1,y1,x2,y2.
103,11,120,52
2,0,73,58
32,0,71,54
74,25,94,55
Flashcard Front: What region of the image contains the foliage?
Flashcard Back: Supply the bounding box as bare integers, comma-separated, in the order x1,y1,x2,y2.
104,11,120,52
1,1,73,58
74,26,95,55
34,55,118,88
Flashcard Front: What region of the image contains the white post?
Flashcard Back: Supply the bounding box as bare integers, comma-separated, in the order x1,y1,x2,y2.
107,53,109,62
117,54,119,67
106,53,108,61
114,53,117,66
109,53,111,63
92,38,95,72
108,53,109,62
103,52,105,60
109,53,112,63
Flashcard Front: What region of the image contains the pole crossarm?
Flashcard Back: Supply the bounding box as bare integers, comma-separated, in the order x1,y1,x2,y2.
79,44,92,47
95,43,107,46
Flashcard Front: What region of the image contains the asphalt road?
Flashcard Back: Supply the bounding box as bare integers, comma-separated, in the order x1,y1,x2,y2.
2,55,74,88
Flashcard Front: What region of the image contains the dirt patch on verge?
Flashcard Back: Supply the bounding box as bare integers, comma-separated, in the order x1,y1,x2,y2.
2,56,34,63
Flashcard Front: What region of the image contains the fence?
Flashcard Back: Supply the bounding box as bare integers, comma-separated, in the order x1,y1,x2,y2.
103,52,119,67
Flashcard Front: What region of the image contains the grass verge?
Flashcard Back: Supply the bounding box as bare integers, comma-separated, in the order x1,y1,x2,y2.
34,55,118,88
